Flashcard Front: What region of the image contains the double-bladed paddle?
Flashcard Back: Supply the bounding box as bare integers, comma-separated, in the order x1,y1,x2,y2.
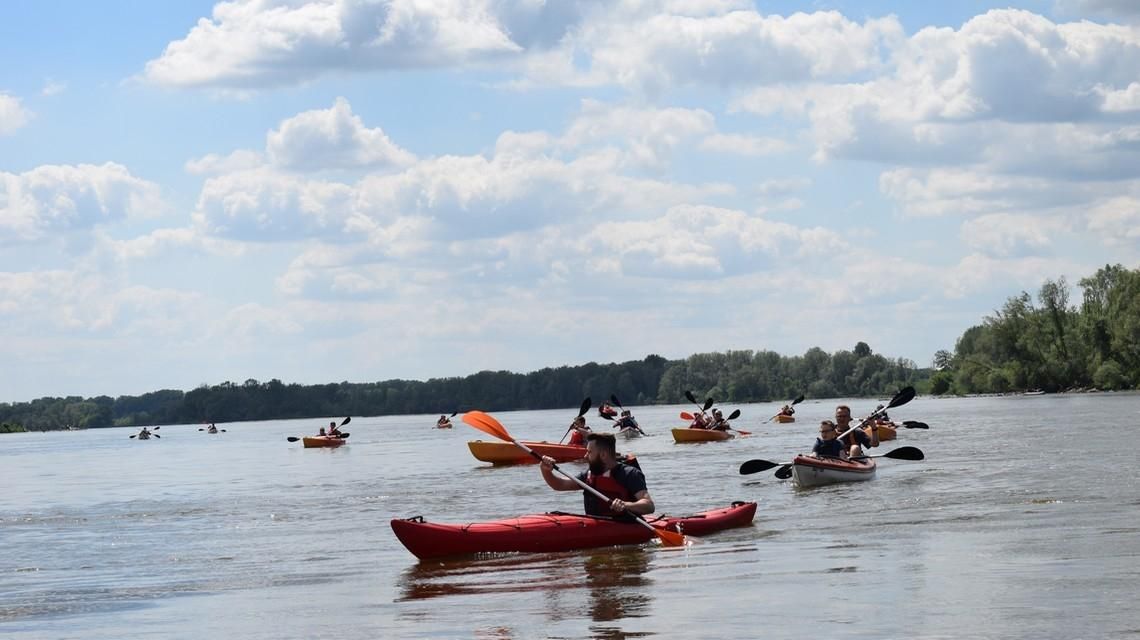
558,397,592,444
901,420,929,429
198,427,227,432
739,446,925,475
130,426,160,439
286,416,351,442
763,394,805,423
684,390,715,414
461,410,685,547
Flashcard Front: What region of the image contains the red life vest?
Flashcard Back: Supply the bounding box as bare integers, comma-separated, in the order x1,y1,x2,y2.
585,469,635,503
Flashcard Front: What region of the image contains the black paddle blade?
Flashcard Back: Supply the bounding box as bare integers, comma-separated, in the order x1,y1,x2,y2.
739,459,778,475
703,398,714,411
450,411,458,417
287,437,300,442
885,446,924,460
774,464,793,480
888,386,916,409
578,397,592,417
902,420,929,429
727,409,741,420
684,390,698,405
792,394,805,405
152,434,161,438
341,416,352,426
610,394,623,409
601,414,614,420
129,434,136,438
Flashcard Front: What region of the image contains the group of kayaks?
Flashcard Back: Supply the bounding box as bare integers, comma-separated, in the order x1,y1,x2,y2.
391,388,926,561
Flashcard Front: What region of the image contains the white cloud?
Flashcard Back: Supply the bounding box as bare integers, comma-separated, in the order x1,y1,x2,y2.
0,93,32,135
185,149,265,175
191,168,359,241
41,79,66,96
699,133,793,156
731,10,1140,168
142,0,552,88
565,8,902,93
266,97,416,170
1085,196,1140,245
880,168,1075,218
960,212,1073,257
0,163,163,243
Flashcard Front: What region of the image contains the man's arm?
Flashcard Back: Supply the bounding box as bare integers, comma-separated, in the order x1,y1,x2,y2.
540,456,581,491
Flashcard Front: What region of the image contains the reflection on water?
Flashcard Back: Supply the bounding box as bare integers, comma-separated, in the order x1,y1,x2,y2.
582,549,652,623
397,547,655,638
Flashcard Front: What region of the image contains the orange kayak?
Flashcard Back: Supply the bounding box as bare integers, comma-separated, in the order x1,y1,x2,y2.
302,435,345,448
671,428,733,443
467,440,585,465
863,421,897,441
774,414,796,423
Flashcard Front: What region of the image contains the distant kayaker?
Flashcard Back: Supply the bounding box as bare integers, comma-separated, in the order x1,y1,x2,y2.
207,423,218,434
778,404,795,417
539,432,655,518
436,415,452,429
137,427,152,439
318,427,328,436
835,404,877,457
708,409,730,431
598,402,617,418
327,421,343,438
812,420,844,458
567,415,591,446
614,410,642,434
690,411,710,429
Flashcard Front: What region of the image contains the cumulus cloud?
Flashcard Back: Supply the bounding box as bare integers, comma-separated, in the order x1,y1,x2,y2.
266,97,415,170
699,133,793,156
0,163,163,243
1085,195,1140,245
0,93,32,135
142,0,596,88
731,10,1140,168
960,212,1073,257
566,8,902,93
185,149,265,175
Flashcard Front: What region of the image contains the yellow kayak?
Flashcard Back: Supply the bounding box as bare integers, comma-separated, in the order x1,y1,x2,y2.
671,428,733,443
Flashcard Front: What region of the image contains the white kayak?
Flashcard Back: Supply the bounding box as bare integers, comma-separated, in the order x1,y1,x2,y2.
790,455,876,488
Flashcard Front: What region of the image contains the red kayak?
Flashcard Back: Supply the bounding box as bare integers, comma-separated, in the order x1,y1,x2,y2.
391,501,757,560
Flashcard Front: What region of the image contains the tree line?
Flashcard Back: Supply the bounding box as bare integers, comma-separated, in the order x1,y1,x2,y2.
1,344,928,431
930,263,1140,395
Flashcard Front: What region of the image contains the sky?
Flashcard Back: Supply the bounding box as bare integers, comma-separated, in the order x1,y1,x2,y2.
2,0,1139,402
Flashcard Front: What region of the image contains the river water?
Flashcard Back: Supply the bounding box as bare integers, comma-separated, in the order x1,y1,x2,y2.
2,393,1138,639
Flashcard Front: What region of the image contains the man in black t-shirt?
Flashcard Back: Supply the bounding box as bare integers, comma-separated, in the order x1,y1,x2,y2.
540,432,654,517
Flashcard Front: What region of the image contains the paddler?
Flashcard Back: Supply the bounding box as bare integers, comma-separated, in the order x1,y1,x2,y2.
835,404,877,458
539,432,655,518
567,415,591,446
436,414,452,428
812,420,844,458
614,409,643,434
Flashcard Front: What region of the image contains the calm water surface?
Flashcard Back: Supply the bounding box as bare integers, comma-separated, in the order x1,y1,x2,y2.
3,394,1139,639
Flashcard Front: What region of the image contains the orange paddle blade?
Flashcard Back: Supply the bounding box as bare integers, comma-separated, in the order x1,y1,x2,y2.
654,527,686,547
680,412,694,421
461,411,513,442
